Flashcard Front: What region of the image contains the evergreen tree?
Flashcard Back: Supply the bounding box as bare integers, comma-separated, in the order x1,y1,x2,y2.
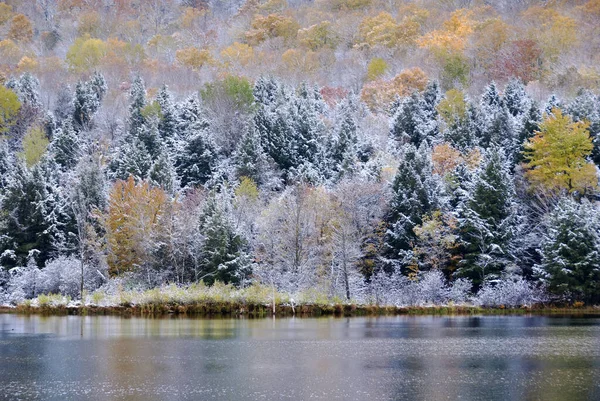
49,119,80,171
535,198,600,303
567,89,600,165
198,188,252,285
390,92,437,147
148,149,178,193
156,84,179,145
384,144,440,273
544,94,562,115
128,76,146,136
330,96,360,179
233,124,270,185
54,84,75,124
456,148,516,285
504,79,530,117
176,128,218,188
109,138,153,181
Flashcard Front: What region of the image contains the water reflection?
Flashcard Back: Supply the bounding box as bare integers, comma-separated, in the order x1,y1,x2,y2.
1,314,599,400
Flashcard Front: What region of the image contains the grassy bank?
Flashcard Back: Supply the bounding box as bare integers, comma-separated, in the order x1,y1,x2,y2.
0,283,598,317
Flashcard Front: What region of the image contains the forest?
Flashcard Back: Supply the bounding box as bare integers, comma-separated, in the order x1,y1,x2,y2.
0,0,599,308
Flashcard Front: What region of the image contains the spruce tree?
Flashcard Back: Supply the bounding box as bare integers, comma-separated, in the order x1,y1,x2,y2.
384,144,440,273
128,76,146,136
198,188,252,285
456,147,516,285
233,124,270,185
535,198,600,303
49,119,80,171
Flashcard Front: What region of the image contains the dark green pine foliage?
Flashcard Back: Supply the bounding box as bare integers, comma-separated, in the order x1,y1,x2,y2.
456,147,515,286
128,75,146,136
567,89,600,165
72,72,106,130
503,79,530,118
515,102,541,163
384,144,439,272
390,92,437,147
49,119,80,171
176,127,218,189
198,189,252,286
233,124,270,185
535,198,600,303
0,141,14,193
1,157,76,267
155,85,179,147
330,96,360,179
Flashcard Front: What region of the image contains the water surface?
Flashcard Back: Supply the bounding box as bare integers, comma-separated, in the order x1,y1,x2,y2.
1,314,599,400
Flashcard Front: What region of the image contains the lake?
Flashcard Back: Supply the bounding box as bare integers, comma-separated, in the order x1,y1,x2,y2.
1,314,599,401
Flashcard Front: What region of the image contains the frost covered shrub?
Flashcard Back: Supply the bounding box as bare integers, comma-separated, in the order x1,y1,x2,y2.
7,262,40,303
5,256,106,302
368,270,473,306
474,275,548,307
447,278,472,304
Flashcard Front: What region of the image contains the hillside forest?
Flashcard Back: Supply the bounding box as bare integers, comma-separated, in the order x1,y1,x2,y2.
0,0,599,306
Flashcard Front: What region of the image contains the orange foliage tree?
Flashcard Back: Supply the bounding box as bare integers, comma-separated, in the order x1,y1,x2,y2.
104,176,169,276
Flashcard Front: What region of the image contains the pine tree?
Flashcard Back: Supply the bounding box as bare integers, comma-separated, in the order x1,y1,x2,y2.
148,149,178,193
49,119,80,171
176,128,218,188
198,188,252,285
456,147,516,285
156,84,179,146
504,79,530,117
128,75,146,136
567,89,600,165
390,92,437,147
384,144,440,273
109,138,153,181
330,96,360,179
544,94,562,115
535,198,600,303
233,124,270,185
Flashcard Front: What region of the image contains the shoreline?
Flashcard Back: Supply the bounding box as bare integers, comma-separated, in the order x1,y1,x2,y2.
1,303,599,318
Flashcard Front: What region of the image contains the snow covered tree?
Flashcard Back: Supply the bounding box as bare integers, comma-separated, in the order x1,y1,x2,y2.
128,75,146,136
504,79,530,118
109,138,153,181
567,89,600,165
390,92,437,148
384,144,440,273
535,198,600,303
155,84,179,146
72,72,106,131
233,124,271,185
49,119,80,171
198,188,252,286
176,128,218,188
456,147,516,285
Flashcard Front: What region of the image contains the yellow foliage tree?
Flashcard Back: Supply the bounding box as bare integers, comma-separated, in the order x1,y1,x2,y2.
360,67,428,112
176,47,213,70
366,58,388,81
523,7,577,61
66,36,108,73
0,86,20,135
8,14,33,43
17,56,38,73
357,12,420,49
221,42,255,67
0,3,13,25
245,13,299,45
437,89,467,125
20,126,49,167
523,109,597,195
0,39,22,67
298,21,339,51
105,176,169,276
